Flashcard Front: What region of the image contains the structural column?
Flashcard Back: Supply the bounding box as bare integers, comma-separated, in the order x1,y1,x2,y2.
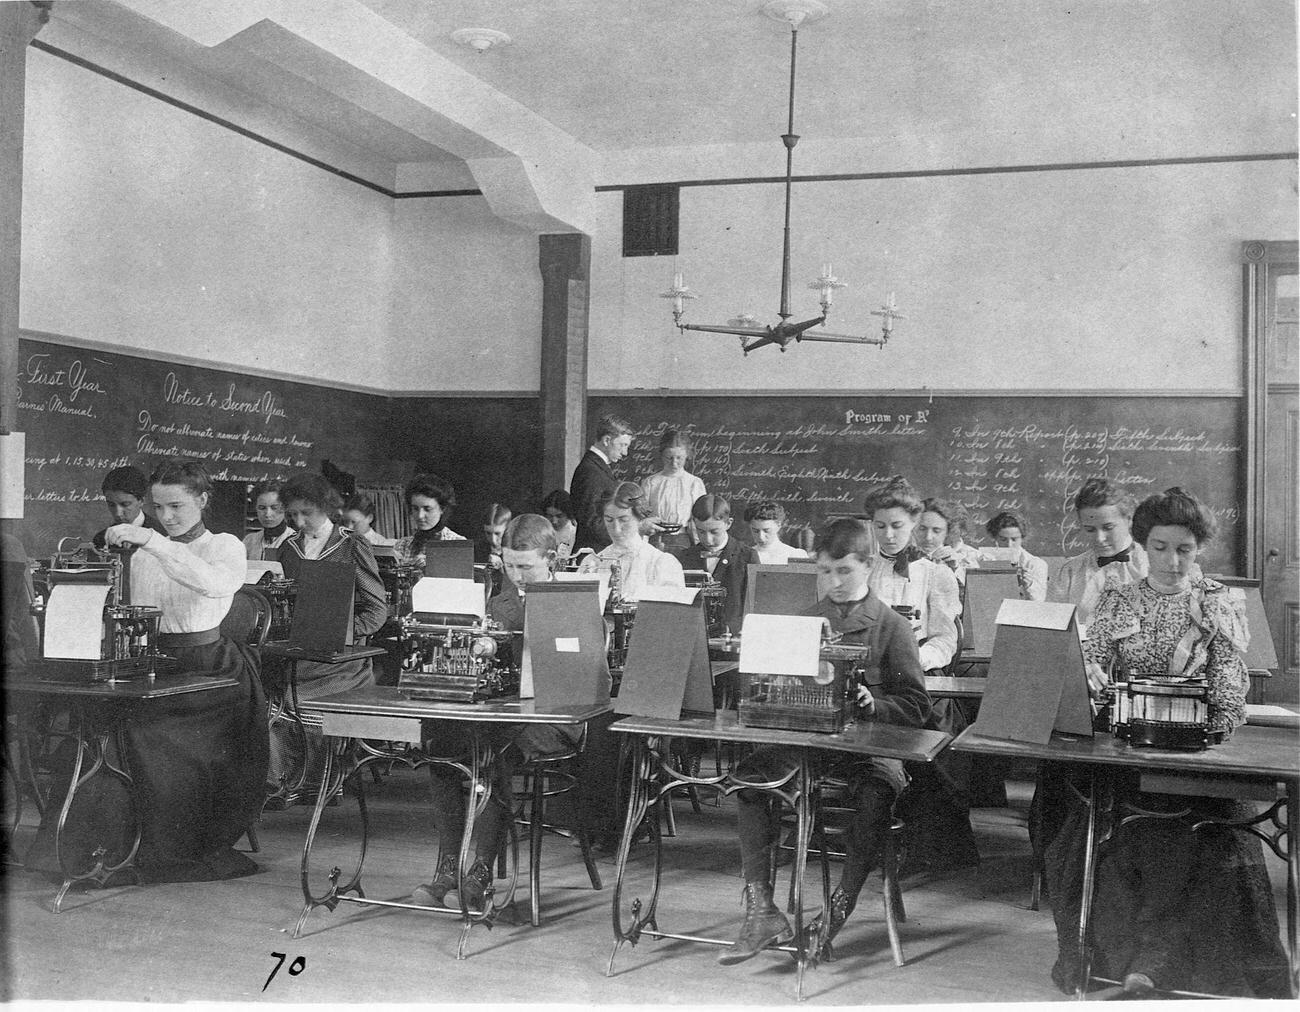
538,233,591,498
1,1,49,433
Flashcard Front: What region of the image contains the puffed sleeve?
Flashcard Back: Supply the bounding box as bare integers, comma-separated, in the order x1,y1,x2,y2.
349,535,389,638
1019,551,1049,602
1200,585,1250,732
138,531,245,598
917,561,960,671
650,549,685,589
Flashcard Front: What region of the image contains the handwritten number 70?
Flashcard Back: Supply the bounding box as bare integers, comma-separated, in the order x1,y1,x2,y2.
263,952,306,991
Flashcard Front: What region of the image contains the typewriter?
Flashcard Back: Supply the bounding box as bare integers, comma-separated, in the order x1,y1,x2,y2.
398,613,518,703
1104,675,1217,751
32,545,169,682
736,616,873,733
682,569,728,637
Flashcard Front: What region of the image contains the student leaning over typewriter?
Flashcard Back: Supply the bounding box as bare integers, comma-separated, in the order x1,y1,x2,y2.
26,458,268,883
269,473,388,804
1043,487,1287,999
718,519,931,966
412,514,583,912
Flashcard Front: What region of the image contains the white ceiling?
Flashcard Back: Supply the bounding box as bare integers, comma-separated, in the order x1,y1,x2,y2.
42,0,1298,228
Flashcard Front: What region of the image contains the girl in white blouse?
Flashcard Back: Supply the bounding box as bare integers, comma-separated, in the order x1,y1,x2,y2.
578,481,685,600
864,476,961,673
27,458,268,883
640,429,706,554
1047,476,1148,636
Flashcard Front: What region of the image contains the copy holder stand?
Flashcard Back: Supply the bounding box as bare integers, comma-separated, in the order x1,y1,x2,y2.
520,581,611,710
615,587,714,720
971,599,1092,744
961,566,1022,657
262,563,386,801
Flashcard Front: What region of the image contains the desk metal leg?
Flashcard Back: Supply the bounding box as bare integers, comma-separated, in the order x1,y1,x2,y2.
791,753,811,1001
293,736,366,938
1073,768,1115,1000
51,708,141,912
1288,782,1298,999
608,736,661,976
453,733,521,959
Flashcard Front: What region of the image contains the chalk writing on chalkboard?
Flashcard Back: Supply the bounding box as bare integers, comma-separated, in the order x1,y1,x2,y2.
591,395,1242,573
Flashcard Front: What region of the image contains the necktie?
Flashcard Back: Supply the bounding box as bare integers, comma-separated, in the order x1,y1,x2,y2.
1097,548,1131,567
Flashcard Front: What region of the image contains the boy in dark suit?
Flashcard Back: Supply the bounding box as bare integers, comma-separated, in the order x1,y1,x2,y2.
677,493,754,636
568,414,633,553
718,519,931,966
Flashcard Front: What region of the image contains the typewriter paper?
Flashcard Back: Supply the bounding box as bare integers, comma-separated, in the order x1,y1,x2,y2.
994,599,1076,630
554,569,611,612
411,577,485,619
554,637,581,653
738,613,824,677
637,585,699,606
43,583,111,659
244,561,284,583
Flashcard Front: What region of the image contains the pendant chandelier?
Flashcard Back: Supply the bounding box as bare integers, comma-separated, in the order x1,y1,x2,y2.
661,0,904,356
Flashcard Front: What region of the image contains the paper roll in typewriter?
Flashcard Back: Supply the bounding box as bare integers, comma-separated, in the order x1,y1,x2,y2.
1106,677,1217,751
33,545,167,681
736,613,873,733
398,577,518,702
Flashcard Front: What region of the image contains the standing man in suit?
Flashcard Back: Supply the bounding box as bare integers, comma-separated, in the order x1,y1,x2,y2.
569,414,633,552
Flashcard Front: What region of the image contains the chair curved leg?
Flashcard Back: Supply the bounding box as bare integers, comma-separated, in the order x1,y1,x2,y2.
530,770,545,927
882,819,906,966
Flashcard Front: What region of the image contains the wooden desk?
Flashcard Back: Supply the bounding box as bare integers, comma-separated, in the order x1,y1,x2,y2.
925,676,987,699
952,725,1300,998
607,712,950,1000
295,685,610,956
1248,702,1300,730
7,672,239,911
260,642,389,803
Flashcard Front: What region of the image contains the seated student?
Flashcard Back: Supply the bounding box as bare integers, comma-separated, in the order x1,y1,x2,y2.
340,493,395,547
1034,478,1149,876
577,482,684,600
639,428,707,555
718,519,930,966
27,458,267,882
1044,488,1288,998
1048,477,1147,636
541,489,578,562
91,465,165,550
677,493,753,636
744,500,807,565
981,510,1048,601
914,497,982,587
393,474,466,567
413,515,584,911
864,477,961,673
863,476,975,873
243,480,295,561
474,503,512,597
270,474,387,803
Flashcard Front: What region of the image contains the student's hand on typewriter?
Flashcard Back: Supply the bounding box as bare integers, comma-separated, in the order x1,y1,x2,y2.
855,684,876,715
105,523,154,548
1084,660,1109,700
929,546,960,570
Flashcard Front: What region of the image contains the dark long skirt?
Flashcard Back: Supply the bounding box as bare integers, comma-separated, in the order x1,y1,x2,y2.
1043,777,1290,998
25,637,268,883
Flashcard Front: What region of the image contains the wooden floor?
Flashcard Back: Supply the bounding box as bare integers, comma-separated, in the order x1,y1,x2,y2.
0,768,1286,1005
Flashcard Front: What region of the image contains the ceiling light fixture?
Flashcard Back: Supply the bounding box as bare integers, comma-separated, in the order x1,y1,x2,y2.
451,28,512,53
661,0,904,356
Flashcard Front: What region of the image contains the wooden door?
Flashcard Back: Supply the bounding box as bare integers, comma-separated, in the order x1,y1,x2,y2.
1245,241,1299,702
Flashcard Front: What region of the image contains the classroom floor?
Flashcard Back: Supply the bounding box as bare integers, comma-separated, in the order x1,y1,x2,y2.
0,765,1288,1006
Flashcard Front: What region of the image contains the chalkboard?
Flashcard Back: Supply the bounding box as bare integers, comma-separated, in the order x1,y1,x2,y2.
15,337,542,557
588,394,1244,573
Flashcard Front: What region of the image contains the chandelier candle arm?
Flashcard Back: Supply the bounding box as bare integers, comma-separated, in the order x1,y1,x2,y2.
664,0,902,356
